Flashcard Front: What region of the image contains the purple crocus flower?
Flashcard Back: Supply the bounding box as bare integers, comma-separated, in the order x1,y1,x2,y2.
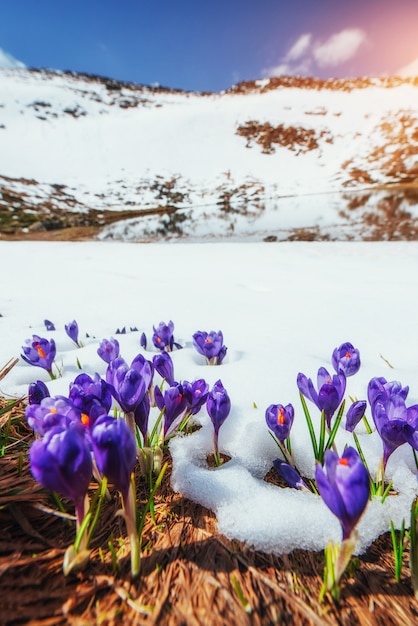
154,382,190,437
192,330,227,365
91,415,140,576
265,403,294,441
106,354,153,414
97,337,120,363
44,319,55,331
332,342,361,377
273,459,310,491
65,320,80,346
345,400,367,432
206,380,231,457
368,377,409,411
69,372,112,417
152,352,175,385
371,394,418,468
28,380,50,405
183,379,209,416
297,367,346,429
30,422,92,526
91,416,137,501
315,447,370,540
25,396,82,436
21,335,56,378
140,332,147,350
152,320,175,352
134,394,151,443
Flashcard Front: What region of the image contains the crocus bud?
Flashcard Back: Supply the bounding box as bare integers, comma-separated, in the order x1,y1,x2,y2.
30,423,92,523
206,380,231,460
315,447,370,540
97,337,120,364
207,379,231,431
154,382,190,437
184,379,209,416
345,400,367,432
28,380,50,405
153,352,175,385
91,416,137,501
65,320,80,346
134,394,151,443
273,459,310,491
265,403,294,441
332,342,360,377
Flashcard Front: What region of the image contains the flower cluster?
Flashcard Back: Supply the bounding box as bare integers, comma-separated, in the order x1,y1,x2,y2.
22,326,418,598
264,341,418,600
25,324,232,574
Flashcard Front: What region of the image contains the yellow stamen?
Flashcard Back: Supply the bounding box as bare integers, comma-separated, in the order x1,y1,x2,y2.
81,413,90,426
35,344,47,359
277,407,285,425
345,352,351,358
339,458,349,466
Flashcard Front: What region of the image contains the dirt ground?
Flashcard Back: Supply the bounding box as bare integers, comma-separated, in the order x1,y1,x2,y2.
1,393,418,626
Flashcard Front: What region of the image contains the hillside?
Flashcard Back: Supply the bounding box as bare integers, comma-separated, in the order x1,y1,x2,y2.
1,68,418,241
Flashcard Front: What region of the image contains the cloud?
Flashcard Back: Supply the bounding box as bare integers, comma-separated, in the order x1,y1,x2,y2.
0,48,26,70
286,33,312,61
313,29,367,67
262,28,367,78
397,56,418,77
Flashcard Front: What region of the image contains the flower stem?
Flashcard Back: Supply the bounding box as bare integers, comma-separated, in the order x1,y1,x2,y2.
410,497,418,598
390,518,405,582
123,477,140,578
299,392,318,461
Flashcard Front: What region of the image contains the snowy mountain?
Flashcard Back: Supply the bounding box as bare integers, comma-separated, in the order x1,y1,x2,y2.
1,67,418,241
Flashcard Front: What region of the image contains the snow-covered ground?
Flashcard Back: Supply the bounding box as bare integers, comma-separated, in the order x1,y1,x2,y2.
1,240,418,555
1,69,418,242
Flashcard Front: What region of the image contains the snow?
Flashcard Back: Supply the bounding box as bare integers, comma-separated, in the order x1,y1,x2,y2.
1,69,418,244
1,239,418,555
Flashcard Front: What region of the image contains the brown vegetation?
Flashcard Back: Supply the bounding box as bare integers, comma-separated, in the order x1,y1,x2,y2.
1,389,418,625
236,121,331,155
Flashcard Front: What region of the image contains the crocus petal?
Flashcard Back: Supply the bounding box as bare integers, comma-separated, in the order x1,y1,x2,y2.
206,380,231,435
30,423,92,508
265,403,294,441
97,337,120,363
91,416,136,501
28,380,50,405
316,447,369,540
65,320,79,345
345,400,367,432
273,459,309,491
332,342,361,377
296,373,318,405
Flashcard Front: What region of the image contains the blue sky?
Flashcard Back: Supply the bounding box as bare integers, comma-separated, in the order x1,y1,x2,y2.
1,0,418,91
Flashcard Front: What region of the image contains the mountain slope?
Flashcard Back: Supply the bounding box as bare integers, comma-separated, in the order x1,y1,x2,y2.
1,68,418,241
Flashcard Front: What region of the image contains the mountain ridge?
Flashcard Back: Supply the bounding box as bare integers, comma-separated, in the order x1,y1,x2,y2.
0,67,418,241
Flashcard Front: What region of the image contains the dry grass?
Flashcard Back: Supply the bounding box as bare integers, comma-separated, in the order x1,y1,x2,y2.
1,389,418,625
